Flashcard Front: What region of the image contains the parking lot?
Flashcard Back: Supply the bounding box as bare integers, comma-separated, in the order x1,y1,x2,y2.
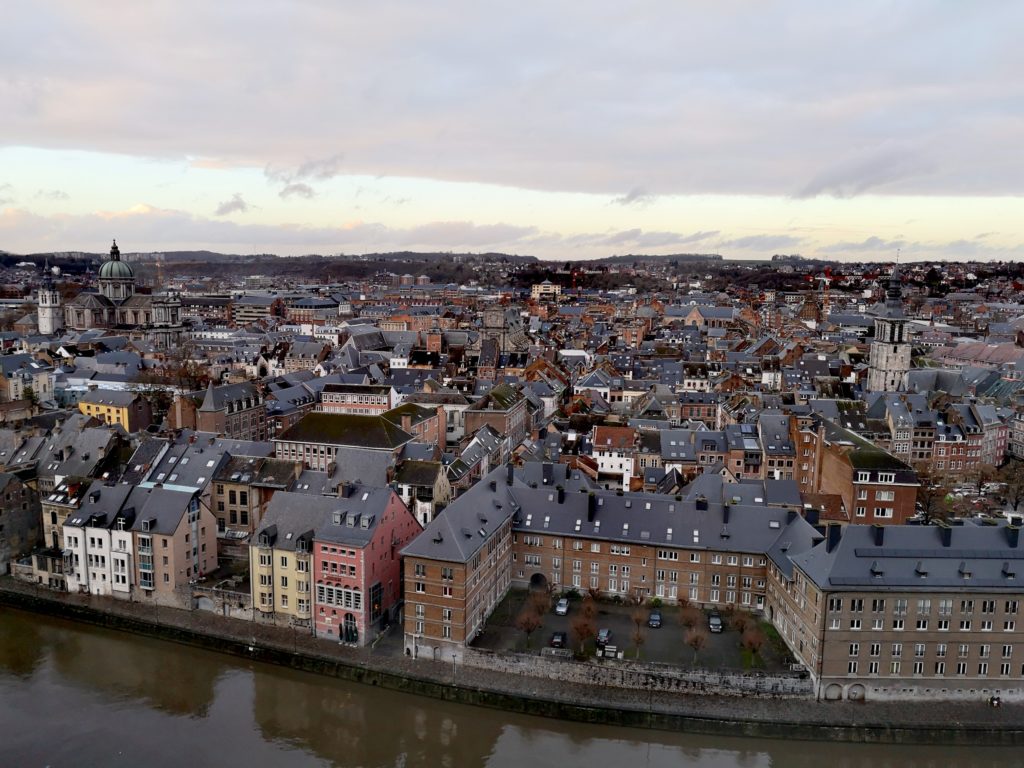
472,589,790,673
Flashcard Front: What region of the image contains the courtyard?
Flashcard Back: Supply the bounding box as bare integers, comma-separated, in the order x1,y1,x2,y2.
471,588,792,674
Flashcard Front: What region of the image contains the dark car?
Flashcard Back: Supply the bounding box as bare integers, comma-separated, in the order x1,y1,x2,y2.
708,611,723,634
550,631,568,648
647,610,662,628
596,628,613,647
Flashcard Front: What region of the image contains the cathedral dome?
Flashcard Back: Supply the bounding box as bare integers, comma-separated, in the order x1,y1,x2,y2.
98,239,134,280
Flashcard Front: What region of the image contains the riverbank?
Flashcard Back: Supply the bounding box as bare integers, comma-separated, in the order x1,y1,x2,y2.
1,578,1021,745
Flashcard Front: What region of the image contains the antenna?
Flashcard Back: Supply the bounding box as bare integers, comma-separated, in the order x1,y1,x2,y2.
896,248,901,265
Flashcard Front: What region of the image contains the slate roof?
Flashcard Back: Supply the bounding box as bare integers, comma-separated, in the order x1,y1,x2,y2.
275,412,414,450
792,522,1024,592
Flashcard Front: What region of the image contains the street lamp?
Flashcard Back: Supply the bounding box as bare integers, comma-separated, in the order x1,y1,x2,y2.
451,653,457,684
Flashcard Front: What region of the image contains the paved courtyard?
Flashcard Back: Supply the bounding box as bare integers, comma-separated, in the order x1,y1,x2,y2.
472,589,790,673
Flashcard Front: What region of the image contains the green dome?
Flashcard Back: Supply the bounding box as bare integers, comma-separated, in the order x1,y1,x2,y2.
99,258,134,280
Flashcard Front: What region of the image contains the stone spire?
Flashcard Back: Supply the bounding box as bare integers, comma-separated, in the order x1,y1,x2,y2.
199,381,218,412
110,239,120,261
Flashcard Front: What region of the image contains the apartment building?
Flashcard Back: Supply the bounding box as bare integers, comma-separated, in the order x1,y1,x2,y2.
317,383,397,415
768,522,1024,702
402,464,517,662
77,389,152,433
816,421,919,525
591,425,637,488
508,482,811,611
211,455,299,535
130,486,216,606
251,485,419,643
168,382,268,442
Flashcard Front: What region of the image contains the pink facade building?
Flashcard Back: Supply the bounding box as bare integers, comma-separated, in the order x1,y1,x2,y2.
313,485,421,644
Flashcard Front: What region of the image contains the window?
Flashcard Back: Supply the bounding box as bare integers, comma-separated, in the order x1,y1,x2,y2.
878,472,895,483
869,643,880,657
414,563,426,577
442,585,453,597
857,472,870,483
849,642,859,657
848,661,858,674
890,661,901,676
414,581,425,593
690,553,701,563
875,490,895,502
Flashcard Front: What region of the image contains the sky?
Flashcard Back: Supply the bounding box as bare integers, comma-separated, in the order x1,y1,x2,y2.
2,1,1024,261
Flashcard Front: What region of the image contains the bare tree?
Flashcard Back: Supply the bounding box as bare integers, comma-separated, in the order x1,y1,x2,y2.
581,595,597,621
632,626,646,660
730,612,753,634
686,627,708,665
571,614,596,655
679,605,701,629
515,607,542,649
529,590,552,617
913,462,954,524
999,460,1024,513
742,626,766,659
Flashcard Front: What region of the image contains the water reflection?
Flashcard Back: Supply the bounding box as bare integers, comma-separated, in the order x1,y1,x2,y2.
254,664,503,765
48,618,219,716
0,610,43,678
0,609,1020,768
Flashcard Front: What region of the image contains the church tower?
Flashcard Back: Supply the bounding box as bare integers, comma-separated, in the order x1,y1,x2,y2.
37,263,64,336
867,265,911,392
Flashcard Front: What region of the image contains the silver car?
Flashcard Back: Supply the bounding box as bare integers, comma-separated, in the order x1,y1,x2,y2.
555,598,569,615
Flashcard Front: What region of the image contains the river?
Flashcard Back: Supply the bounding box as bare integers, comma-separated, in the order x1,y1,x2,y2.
0,608,1019,767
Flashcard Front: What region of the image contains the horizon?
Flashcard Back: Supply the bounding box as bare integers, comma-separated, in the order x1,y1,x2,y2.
3,4,1024,261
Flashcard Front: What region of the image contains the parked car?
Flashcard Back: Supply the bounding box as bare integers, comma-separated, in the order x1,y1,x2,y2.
708,612,723,634
647,610,662,628
596,628,613,647
555,598,569,616
550,631,567,648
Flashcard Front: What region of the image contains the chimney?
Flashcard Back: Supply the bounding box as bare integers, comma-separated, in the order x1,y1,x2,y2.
695,494,708,512
401,413,412,433
506,462,514,486
787,509,798,524
939,524,952,548
1007,526,1020,549
872,524,885,546
722,504,730,525
805,508,820,526
557,487,565,504
825,523,842,553
339,481,351,498
587,493,597,522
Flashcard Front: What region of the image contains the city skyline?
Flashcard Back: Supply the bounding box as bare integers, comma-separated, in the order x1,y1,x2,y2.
2,2,1024,261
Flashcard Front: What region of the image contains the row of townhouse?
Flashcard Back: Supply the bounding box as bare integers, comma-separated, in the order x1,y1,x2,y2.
60,480,217,604
249,485,421,645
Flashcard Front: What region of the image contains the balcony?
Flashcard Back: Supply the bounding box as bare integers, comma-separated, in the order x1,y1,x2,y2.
138,544,153,555
139,562,154,572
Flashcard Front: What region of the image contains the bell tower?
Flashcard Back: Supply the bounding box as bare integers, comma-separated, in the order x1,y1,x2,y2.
37,262,64,336
867,265,911,392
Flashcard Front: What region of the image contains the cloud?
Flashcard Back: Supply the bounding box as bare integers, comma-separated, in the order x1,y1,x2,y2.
35,188,69,201
0,183,13,206
279,183,315,200
0,205,542,253
214,193,250,216
795,145,934,199
611,187,655,206
819,235,906,254
266,154,344,198
720,234,803,251
3,5,1024,198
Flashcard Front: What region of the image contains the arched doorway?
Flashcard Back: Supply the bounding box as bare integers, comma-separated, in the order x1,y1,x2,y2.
194,595,215,612
529,573,548,592
824,684,843,701
343,613,358,643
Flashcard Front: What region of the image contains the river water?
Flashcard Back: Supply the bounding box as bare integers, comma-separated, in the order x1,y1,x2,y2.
0,609,1019,767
